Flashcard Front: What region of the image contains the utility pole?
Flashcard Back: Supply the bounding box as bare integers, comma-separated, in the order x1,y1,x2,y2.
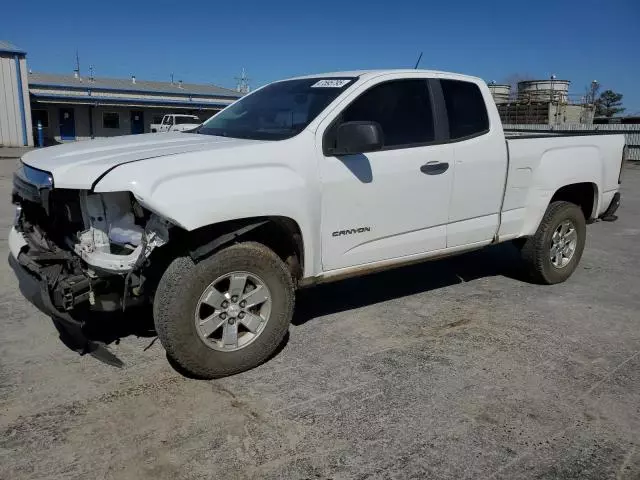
590,80,599,104
550,74,557,126
74,50,81,78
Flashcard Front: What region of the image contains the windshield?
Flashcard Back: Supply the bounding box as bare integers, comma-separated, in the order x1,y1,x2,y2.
197,77,356,140
175,116,200,125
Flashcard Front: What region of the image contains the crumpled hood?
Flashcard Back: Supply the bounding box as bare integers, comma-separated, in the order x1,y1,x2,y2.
20,132,263,189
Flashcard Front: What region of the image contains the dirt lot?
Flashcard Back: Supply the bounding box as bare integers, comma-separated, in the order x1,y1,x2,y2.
1,159,639,480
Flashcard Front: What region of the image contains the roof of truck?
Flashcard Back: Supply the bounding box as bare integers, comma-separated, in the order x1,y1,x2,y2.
286,69,484,83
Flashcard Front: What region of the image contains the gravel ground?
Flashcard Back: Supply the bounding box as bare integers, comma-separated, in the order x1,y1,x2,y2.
1,158,638,480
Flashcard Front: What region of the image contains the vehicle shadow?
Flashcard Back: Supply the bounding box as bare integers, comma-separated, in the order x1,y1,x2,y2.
165,332,291,380
69,242,526,371
337,153,373,183
81,306,156,345
293,242,527,326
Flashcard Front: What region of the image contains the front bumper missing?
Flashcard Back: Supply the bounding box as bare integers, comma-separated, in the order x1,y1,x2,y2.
8,228,124,367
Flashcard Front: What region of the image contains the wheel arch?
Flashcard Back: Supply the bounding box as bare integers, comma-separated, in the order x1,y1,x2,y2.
173,216,305,284
519,146,604,236
550,182,598,222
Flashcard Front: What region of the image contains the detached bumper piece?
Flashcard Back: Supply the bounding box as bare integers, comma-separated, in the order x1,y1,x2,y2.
600,192,621,222
9,228,124,367
15,233,94,312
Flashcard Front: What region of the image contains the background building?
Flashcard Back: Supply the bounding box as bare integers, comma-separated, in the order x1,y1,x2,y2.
0,41,32,147
490,78,596,125
29,72,241,144
0,41,242,147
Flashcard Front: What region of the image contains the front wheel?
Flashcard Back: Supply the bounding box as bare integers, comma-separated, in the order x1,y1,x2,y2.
154,242,294,378
520,201,587,284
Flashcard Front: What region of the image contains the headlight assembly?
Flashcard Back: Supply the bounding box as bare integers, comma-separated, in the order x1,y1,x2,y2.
21,163,53,189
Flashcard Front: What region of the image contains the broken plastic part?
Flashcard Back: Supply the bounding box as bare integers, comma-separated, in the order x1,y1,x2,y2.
71,191,171,273
80,192,110,253
131,199,144,219
73,214,169,273
79,191,145,251
109,212,144,246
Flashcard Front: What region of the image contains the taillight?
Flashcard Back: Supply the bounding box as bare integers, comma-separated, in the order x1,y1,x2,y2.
619,145,628,184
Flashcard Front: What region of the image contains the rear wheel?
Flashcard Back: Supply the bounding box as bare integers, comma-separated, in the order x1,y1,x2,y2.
520,201,586,284
154,242,294,378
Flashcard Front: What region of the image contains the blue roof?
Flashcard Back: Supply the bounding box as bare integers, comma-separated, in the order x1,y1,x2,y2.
0,40,26,55
30,92,228,109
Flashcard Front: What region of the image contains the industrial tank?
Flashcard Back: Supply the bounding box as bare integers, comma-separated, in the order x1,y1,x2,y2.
488,84,511,104
517,79,570,103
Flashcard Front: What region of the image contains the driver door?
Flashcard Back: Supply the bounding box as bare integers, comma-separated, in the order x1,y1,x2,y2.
318,77,454,271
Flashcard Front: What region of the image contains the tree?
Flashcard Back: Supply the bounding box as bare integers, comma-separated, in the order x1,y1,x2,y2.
596,90,625,117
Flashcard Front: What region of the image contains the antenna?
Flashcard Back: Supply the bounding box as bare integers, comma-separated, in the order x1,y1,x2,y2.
235,68,251,94
74,49,81,78
414,52,423,69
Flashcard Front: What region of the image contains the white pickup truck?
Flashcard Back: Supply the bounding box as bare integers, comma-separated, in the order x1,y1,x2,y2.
150,114,201,133
9,69,625,378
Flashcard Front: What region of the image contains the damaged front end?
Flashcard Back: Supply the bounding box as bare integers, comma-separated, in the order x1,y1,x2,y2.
10,164,171,359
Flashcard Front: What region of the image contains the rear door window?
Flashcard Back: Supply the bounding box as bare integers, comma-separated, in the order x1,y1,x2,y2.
440,79,489,140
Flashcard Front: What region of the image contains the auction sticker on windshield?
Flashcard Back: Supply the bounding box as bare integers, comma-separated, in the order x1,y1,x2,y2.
311,79,352,88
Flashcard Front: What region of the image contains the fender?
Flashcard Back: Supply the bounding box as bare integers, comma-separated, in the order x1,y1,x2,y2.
520,145,603,236
92,139,321,277
188,219,268,261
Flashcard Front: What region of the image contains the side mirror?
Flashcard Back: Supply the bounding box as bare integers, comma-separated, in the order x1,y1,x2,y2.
333,121,383,155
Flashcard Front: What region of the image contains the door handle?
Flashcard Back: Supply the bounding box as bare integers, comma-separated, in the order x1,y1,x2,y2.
420,161,449,175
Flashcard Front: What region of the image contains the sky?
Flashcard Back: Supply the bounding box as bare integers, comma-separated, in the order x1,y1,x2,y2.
3,0,639,112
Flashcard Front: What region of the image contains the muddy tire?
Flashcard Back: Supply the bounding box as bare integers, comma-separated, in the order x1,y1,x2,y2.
520,201,587,285
154,242,294,379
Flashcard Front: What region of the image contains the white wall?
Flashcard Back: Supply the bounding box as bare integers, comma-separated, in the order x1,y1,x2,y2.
548,104,593,125
0,54,33,146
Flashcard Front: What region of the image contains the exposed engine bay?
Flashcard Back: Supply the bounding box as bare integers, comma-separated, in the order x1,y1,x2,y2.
12,168,171,314
73,191,169,273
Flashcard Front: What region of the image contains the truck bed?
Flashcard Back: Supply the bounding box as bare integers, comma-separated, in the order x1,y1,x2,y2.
504,129,624,140
500,132,625,238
